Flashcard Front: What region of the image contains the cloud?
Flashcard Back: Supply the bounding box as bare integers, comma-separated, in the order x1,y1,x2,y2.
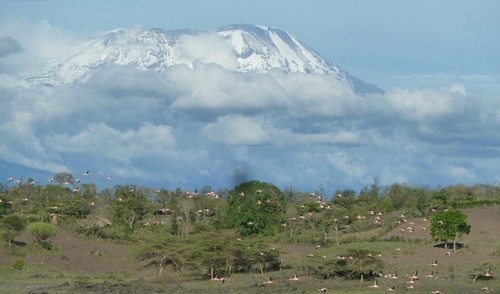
3,62,499,192
2,21,500,193
0,36,24,57
203,115,270,145
391,72,500,95
0,20,82,73
46,122,178,160
381,84,468,122
175,32,238,71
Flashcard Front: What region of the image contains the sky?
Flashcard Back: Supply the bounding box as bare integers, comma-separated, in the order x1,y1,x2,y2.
0,0,499,195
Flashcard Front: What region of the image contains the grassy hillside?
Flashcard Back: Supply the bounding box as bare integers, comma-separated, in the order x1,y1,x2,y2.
1,207,499,293
1,180,500,293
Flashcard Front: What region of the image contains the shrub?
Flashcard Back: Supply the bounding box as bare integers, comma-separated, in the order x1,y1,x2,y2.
2,214,26,245
11,259,25,270
26,222,58,245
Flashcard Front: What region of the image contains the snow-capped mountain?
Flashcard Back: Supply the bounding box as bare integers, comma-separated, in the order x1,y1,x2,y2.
26,24,383,94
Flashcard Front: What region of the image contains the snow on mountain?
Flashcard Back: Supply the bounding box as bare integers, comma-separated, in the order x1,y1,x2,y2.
25,24,383,94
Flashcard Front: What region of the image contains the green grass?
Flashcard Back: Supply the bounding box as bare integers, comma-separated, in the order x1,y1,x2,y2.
2,206,500,293
0,260,499,294
0,264,69,294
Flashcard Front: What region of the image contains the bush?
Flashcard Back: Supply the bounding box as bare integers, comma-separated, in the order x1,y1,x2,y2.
2,214,26,245
26,222,58,245
11,259,25,270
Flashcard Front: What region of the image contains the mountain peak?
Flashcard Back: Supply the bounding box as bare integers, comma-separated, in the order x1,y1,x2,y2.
25,24,383,94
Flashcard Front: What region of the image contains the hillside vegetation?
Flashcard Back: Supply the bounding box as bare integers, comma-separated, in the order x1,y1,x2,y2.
1,176,500,293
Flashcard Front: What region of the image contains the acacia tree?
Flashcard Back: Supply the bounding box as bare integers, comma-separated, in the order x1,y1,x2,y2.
345,249,384,279
110,186,150,228
430,210,471,252
136,239,184,277
197,233,227,279
52,172,74,185
177,199,195,236
321,207,351,246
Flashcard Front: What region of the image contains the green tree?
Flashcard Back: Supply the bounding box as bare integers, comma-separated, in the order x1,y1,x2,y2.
345,249,384,279
2,214,26,246
321,207,351,246
430,187,449,209
282,186,302,203
153,189,170,206
177,198,195,236
26,222,58,245
222,180,287,236
331,189,357,210
136,238,185,277
81,183,97,198
430,210,471,252
196,232,230,278
110,186,150,228
52,172,74,185
357,178,381,205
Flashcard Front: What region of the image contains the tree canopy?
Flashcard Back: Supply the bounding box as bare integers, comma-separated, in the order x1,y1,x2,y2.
220,180,287,236
430,209,471,251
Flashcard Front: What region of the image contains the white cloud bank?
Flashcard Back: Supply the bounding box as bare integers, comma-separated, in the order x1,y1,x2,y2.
1,21,499,193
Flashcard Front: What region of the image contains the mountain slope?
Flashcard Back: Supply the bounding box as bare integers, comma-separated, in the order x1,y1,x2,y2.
0,159,54,186
25,24,384,94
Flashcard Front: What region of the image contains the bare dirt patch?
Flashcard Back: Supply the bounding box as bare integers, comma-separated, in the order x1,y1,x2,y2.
0,229,150,278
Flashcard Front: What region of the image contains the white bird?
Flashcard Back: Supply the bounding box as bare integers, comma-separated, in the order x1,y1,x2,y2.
82,170,90,176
